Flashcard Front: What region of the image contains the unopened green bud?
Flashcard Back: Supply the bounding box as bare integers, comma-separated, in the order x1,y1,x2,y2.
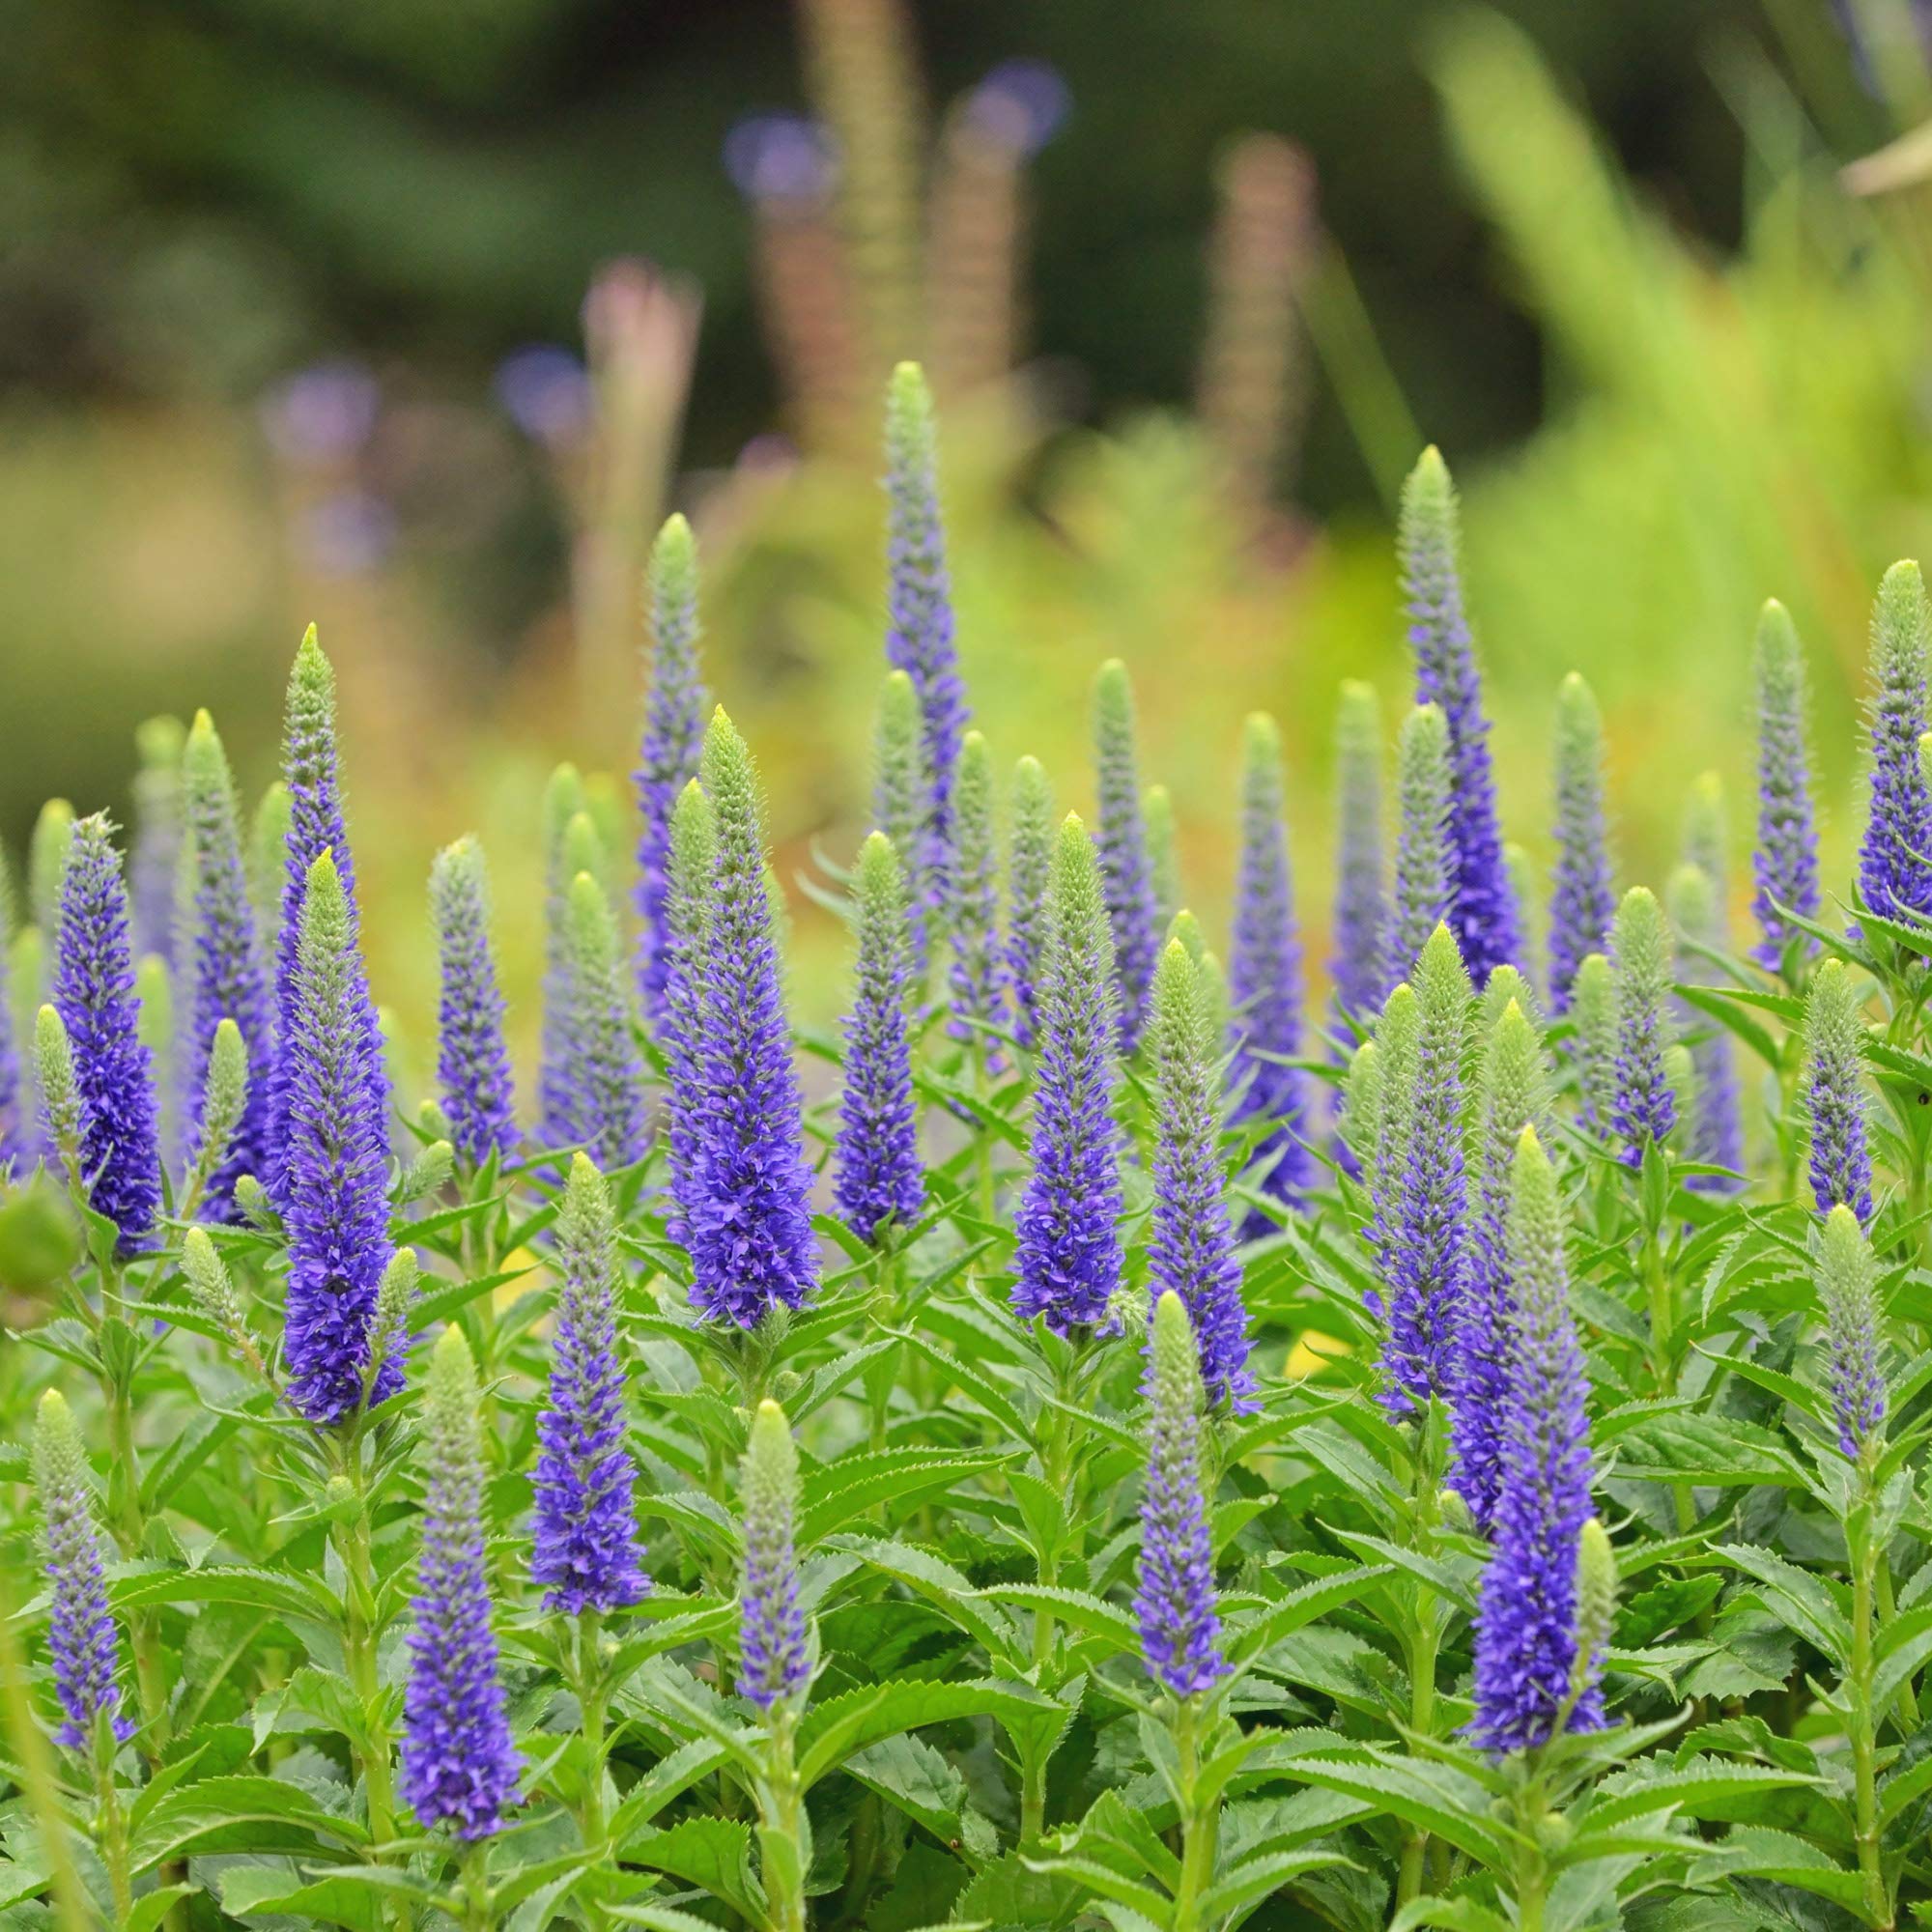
1569,1518,1617,1706
35,1006,79,1153
398,1139,455,1205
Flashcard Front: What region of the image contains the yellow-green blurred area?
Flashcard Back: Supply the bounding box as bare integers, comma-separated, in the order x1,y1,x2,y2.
10,0,1932,1070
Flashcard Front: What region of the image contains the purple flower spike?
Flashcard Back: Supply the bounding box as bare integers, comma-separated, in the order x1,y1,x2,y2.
635,517,710,1021
1547,674,1613,1015
1607,888,1675,1168
1134,1292,1228,1698
283,850,396,1427
1470,1127,1604,1754
685,712,818,1327
1857,561,1932,927
1005,756,1054,1050
1330,681,1388,1027
1227,712,1314,1234
1151,941,1255,1410
34,1391,134,1750
1398,448,1520,986
1092,660,1162,1052
1816,1205,1887,1459
738,1400,811,1709
532,1153,648,1616
52,816,161,1254
835,833,923,1244
401,1329,522,1840
1750,601,1820,968
1803,960,1874,1224
429,838,518,1172
1013,814,1124,1336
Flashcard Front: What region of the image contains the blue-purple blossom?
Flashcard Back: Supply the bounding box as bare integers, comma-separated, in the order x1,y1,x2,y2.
635,516,710,1020
1815,1204,1887,1459
1005,755,1054,1050
1227,712,1314,1233
685,712,819,1326
884,363,970,901
1134,1291,1227,1697
873,670,933,970
835,833,923,1243
1093,659,1162,1052
1751,600,1820,968
557,866,648,1172
1547,674,1613,1015
738,1399,810,1708
663,781,716,1228
1452,992,1548,1536
1607,888,1675,1167
1150,940,1254,1410
283,850,397,1426
1803,959,1874,1224
401,1329,522,1839
1399,448,1520,986
1857,560,1932,927
429,838,518,1171
1012,814,1123,1335
1470,1127,1604,1754
532,1153,648,1616
1375,923,1469,1416
1330,681,1387,1026
33,1390,133,1749
273,628,386,1205
179,712,276,1218
52,815,161,1254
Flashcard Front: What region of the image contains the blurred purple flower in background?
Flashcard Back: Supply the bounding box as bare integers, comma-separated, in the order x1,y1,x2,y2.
494,345,595,449
260,361,382,466
964,60,1070,155
724,115,839,203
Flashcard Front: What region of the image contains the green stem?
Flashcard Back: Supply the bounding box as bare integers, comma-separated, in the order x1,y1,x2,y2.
1396,1406,1444,1908
459,1837,493,1932
1850,1519,1891,1930
1878,1553,1921,1729
335,1445,403,1932
761,1709,809,1932
1171,1697,1217,1932
94,1727,134,1927
577,1610,608,1851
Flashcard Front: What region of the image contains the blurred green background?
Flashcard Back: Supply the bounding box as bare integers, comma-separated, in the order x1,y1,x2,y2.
6,0,1932,1058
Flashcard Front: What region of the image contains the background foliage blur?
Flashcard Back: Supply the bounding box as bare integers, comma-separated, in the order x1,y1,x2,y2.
6,0,1932,1063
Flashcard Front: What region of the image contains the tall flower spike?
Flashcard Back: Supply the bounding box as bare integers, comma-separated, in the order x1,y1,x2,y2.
1134,1291,1228,1696
1092,659,1162,1051
1377,924,1470,1416
1453,996,1550,1534
1150,941,1254,1409
30,800,75,940
835,833,923,1243
1330,680,1388,1026
686,711,818,1327
1227,712,1315,1232
532,1152,648,1615
1571,952,1616,1140
1389,702,1454,990
0,860,22,1163
738,1398,810,1708
1012,813,1124,1335
1803,959,1874,1223
634,514,710,1019
249,781,292,958
872,668,932,967
1858,560,1932,925
1145,783,1181,933
428,838,518,1171
33,1390,132,1749
1665,858,1743,1191
559,867,648,1172
1367,983,1419,1267
1399,447,1520,984
1607,888,1675,1166
1005,754,1054,1050
1470,1127,1603,1753
1547,673,1613,1014
52,816,160,1253
130,715,185,968
179,711,276,1218
273,629,386,1204
947,730,1007,1056
1340,1037,1382,1188
538,781,592,1150
1815,1204,1887,1458
1507,843,1541,992
401,1328,521,1839
283,849,396,1426
1751,601,1820,967
663,781,718,1220
883,363,969,896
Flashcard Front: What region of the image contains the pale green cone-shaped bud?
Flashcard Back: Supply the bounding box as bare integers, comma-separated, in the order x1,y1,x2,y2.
189,1017,249,1192
1663,1041,1697,1129
36,1005,80,1157
1168,910,1226,1046
365,1249,420,1400
1681,773,1728,901
1007,754,1055,1049
1341,1037,1382,1188
1920,731,1932,797
399,1139,455,1205
873,668,931,966
30,801,74,943
1480,961,1542,1037
418,1095,452,1143
561,810,606,894
582,774,626,887
542,765,588,895
1610,886,1677,1159
181,1224,247,1341
563,868,646,1169
1568,1518,1617,1709
1146,784,1180,933
1481,999,1551,1161
233,1173,273,1228
948,730,1004,1043
1371,983,1420,1215
1572,951,1616,1137
739,1396,810,1706
1816,1203,1887,1456
1391,703,1454,980
135,952,173,1122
